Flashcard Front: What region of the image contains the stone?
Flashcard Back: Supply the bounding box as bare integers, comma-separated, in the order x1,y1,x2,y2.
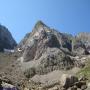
81,85,87,90
24,87,30,90
48,86,58,90
1,82,17,90
75,81,86,88
68,86,77,90
60,74,78,89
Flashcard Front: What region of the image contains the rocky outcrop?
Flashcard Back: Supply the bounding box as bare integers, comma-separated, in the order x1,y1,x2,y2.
72,33,90,55
0,24,17,52
18,21,73,53
0,75,17,90
60,74,88,90
17,21,77,78
18,21,90,57
19,21,73,61
60,74,78,89
17,21,90,78
15,21,90,90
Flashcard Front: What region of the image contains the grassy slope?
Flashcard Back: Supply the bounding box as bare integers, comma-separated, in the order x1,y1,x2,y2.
0,52,17,71
77,58,90,81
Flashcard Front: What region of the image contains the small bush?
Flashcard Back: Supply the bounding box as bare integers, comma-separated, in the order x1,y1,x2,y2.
24,67,36,78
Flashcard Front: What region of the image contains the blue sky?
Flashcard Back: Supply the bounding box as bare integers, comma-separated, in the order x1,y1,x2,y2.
0,0,90,43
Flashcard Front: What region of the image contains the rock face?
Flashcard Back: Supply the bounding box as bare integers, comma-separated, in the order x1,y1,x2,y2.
72,33,90,55
17,21,90,78
18,21,90,57
15,21,90,89
60,74,78,89
0,24,17,52
18,21,76,77
18,21,73,53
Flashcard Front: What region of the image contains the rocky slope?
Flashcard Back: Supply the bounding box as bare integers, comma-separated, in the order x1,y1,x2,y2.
0,21,90,90
0,24,17,51
18,21,90,56
18,21,90,73
15,21,90,90
18,21,75,74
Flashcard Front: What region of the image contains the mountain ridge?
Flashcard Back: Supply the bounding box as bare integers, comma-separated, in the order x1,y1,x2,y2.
0,24,17,52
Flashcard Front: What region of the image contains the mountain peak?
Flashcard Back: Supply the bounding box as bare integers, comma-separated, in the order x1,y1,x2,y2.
34,20,47,29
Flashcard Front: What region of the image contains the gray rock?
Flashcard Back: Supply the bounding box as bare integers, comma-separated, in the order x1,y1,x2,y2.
81,85,87,90
0,25,17,52
18,21,90,58
19,21,76,75
16,21,90,89
68,86,77,90
60,74,78,89
73,32,90,55
75,81,86,88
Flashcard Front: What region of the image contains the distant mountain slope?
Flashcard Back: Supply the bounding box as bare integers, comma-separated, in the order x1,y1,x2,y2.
0,24,17,51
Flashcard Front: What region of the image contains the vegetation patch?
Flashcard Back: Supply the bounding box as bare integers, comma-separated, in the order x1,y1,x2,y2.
77,59,90,81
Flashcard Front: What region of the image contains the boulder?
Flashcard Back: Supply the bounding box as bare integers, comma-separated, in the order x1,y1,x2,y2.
81,85,87,90
0,82,17,90
86,83,90,90
24,87,30,90
68,86,77,90
75,81,86,88
48,86,58,90
60,74,78,89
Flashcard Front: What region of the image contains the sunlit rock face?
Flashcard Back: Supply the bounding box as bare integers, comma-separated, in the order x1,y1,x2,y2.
17,21,90,78
17,21,75,77
18,21,72,53
0,25,17,52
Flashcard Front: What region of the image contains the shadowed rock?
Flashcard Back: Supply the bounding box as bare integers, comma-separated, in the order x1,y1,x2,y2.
0,25,17,52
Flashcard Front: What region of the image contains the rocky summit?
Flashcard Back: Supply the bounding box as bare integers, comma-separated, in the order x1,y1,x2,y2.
0,21,90,90
18,21,90,73
0,24,17,52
